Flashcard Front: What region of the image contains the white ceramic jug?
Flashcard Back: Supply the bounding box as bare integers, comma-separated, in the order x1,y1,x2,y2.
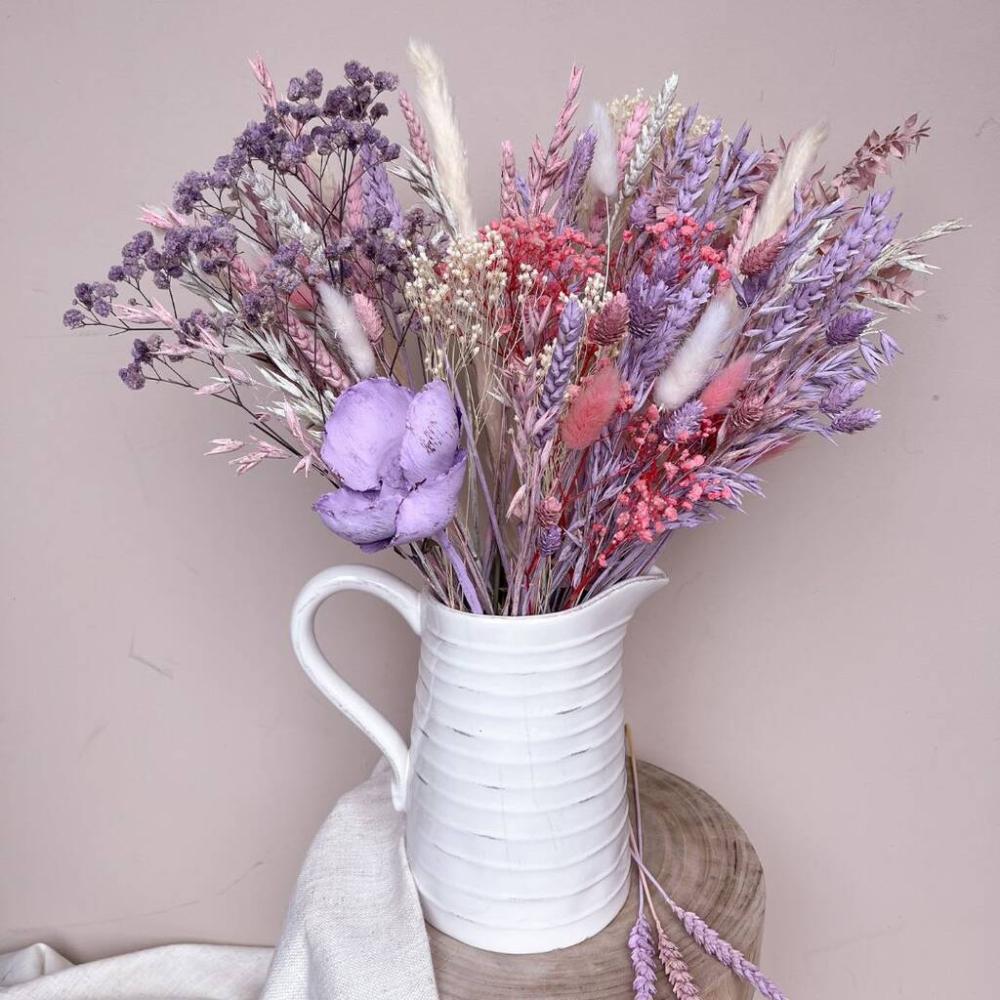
290,564,666,954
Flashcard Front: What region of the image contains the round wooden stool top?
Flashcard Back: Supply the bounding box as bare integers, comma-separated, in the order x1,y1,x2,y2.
428,761,765,1000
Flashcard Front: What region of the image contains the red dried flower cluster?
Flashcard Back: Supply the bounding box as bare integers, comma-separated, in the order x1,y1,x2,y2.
487,214,606,320
588,405,733,571
625,213,731,284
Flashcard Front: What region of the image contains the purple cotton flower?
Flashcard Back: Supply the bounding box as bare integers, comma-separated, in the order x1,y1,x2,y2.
62,308,86,329
314,378,467,550
830,407,880,433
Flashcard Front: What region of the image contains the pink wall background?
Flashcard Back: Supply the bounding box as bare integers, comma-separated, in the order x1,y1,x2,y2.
1,1,997,996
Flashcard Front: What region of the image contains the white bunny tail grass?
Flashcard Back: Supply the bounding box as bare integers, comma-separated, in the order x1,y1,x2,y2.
318,283,376,380
589,101,619,198
408,40,476,236
653,287,742,411
748,122,828,247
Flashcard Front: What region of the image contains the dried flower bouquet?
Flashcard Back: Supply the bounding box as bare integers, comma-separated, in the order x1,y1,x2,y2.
65,45,958,615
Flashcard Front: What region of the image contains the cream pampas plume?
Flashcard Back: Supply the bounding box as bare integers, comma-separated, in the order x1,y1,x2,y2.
653,287,742,411
407,40,476,236
747,122,828,246
588,102,619,198
318,283,376,380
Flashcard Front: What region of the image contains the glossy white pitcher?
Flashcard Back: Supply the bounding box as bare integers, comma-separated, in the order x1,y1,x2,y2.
290,564,666,954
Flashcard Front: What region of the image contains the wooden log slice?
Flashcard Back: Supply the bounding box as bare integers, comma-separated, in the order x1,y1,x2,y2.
428,761,765,1000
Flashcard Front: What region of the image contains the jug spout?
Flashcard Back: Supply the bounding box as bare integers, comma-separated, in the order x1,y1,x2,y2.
591,567,668,622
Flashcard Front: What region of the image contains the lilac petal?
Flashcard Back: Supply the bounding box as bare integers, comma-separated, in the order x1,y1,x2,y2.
320,378,412,491
313,487,402,548
392,452,467,545
399,380,461,486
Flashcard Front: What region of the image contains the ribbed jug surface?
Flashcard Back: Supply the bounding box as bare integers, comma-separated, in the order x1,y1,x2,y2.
405,573,664,953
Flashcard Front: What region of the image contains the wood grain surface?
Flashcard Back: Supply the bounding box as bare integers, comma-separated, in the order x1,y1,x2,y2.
428,761,765,1000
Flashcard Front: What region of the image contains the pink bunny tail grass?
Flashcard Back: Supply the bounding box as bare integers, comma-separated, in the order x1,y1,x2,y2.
500,140,519,218
247,55,278,110
398,89,434,168
352,293,384,343
628,914,658,1000
657,932,701,1000
561,364,622,449
617,99,651,178
699,355,753,416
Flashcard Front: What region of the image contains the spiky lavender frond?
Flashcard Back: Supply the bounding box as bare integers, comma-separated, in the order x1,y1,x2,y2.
628,272,670,340
761,192,893,352
675,119,723,216
825,307,874,345
819,379,867,415
635,264,714,380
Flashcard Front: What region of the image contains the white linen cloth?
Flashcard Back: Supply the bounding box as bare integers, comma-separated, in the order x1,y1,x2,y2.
0,767,440,1000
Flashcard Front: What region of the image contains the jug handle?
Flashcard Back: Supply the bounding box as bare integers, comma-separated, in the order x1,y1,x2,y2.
290,565,421,810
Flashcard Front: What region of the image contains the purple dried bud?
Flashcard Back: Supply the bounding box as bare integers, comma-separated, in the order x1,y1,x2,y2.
819,379,867,415
830,407,880,433
590,292,630,346
538,525,562,557
131,338,151,363
741,233,785,276
826,308,874,346
63,308,86,329
118,362,146,390
536,495,563,528
304,68,324,99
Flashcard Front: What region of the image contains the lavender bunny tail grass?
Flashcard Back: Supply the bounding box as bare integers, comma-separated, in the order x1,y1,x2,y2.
657,931,701,1000
629,913,658,999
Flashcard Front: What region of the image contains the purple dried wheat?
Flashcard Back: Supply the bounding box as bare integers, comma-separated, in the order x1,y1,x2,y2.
538,297,585,422
629,914,658,1000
